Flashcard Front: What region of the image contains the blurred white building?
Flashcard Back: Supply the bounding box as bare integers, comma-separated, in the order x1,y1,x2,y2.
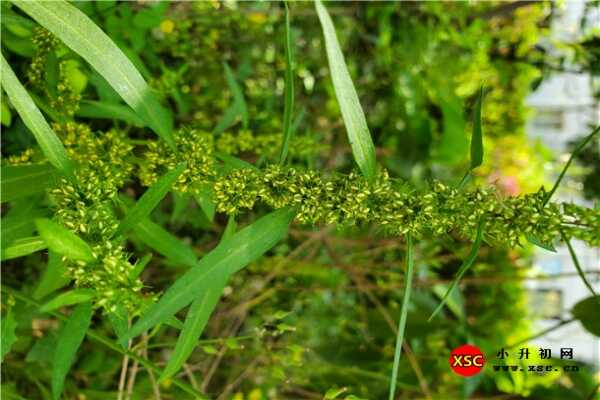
525,1,599,366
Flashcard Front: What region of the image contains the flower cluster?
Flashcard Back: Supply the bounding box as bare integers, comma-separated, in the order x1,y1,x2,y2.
215,130,326,159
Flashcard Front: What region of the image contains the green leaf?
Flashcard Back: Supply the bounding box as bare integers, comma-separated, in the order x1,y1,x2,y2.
216,152,259,172
315,0,376,182
469,86,484,171
132,219,197,268
52,302,93,400
223,62,248,128
428,219,485,321
35,219,95,263
525,234,556,253
159,275,228,381
76,100,145,126
560,230,597,297
114,163,186,237
41,289,95,313
1,236,47,261
1,308,18,362
1,55,74,180
222,215,237,241
279,2,294,164
325,387,348,399
14,0,175,148
34,251,71,299
571,296,600,337
543,125,599,206
388,233,414,400
122,207,296,343
107,305,129,345
2,206,47,246
213,101,242,135
1,164,58,203
194,186,216,223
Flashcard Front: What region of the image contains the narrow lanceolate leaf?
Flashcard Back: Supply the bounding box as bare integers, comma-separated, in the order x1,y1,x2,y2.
160,275,228,381
223,62,248,128
279,2,295,164
35,219,95,263
41,289,95,312
315,0,376,181
114,163,186,237
561,230,597,297
428,219,485,321
1,164,58,203
1,236,47,261
34,251,71,299
1,308,18,361
52,302,93,400
389,233,414,400
1,56,74,180
133,218,197,268
122,207,296,343
543,125,599,206
14,0,174,148
469,86,484,171
76,100,145,126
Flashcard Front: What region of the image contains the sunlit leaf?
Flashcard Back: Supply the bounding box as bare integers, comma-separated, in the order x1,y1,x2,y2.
279,2,295,164
35,219,95,263
1,236,47,261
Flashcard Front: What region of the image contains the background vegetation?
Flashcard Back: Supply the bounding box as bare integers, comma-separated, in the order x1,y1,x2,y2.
1,1,599,400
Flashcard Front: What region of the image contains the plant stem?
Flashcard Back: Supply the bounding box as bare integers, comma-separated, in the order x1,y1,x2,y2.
388,233,414,400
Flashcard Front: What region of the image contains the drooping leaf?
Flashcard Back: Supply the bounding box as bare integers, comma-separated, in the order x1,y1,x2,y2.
51,302,93,400
35,219,95,263
132,219,197,268
315,0,376,182
159,275,228,381
114,163,186,237
40,289,95,313
122,207,296,343
469,86,484,171
526,234,557,253
428,219,485,321
571,296,600,337
1,55,74,180
561,230,597,297
34,251,71,299
543,125,599,206
76,100,145,126
14,0,175,148
1,236,47,261
1,164,58,203
279,2,295,164
1,308,18,362
388,233,414,400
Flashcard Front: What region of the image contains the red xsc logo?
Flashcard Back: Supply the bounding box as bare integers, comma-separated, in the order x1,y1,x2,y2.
449,344,485,376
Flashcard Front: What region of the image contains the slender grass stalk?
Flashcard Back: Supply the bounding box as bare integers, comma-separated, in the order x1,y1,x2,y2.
543,125,599,206
560,230,597,296
279,2,294,164
388,233,414,400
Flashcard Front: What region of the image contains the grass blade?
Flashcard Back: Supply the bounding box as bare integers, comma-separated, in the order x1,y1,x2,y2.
194,186,216,223
1,55,74,180
543,125,599,206
428,219,485,321
41,289,95,312
212,102,241,135
133,218,198,268
34,251,71,299
122,207,296,343
0,236,47,261
35,219,95,263
52,302,93,400
159,275,228,381
14,0,175,148
279,2,294,164
0,307,17,362
114,163,186,237
525,234,556,252
76,100,145,126
388,233,414,400
1,164,58,203
560,230,597,296
315,0,376,182
470,86,484,171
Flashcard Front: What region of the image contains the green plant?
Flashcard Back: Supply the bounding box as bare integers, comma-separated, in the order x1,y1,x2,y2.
2,2,599,399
